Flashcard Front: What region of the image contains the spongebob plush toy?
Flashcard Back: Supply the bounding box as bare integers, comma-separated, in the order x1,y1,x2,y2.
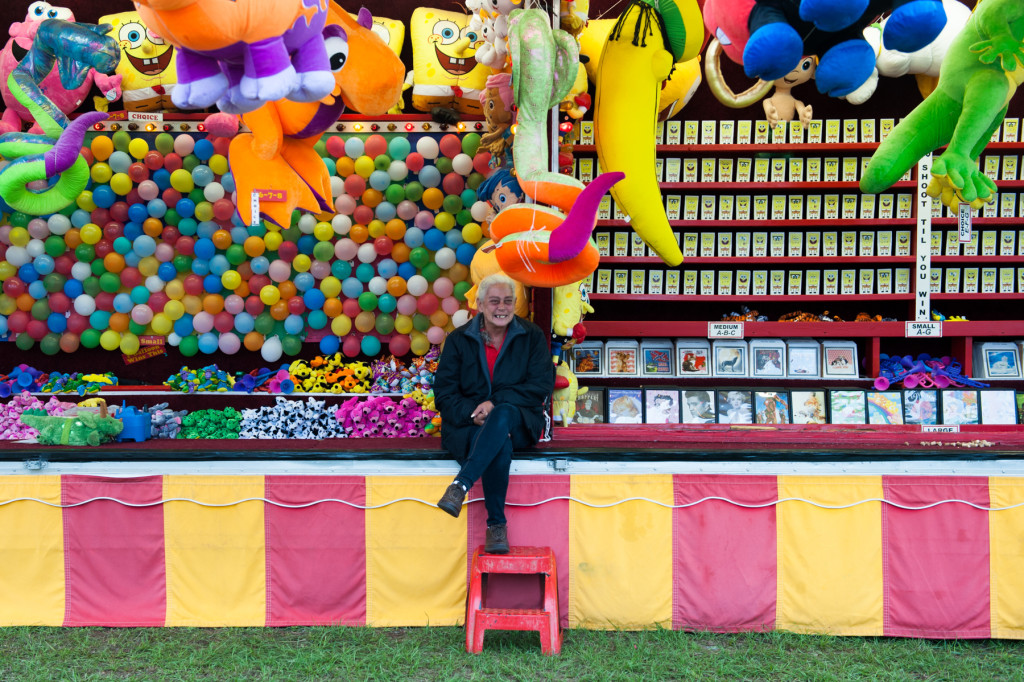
99,10,178,112
406,7,491,116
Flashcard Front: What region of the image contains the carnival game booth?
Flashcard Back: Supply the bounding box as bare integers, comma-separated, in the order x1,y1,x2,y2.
3,0,1024,640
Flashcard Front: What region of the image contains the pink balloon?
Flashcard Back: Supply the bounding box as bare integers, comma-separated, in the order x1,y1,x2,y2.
130,304,153,325
218,332,241,354
389,333,411,356
334,194,357,215
441,295,460,315
224,294,245,315
344,174,366,197
27,218,48,240
396,200,418,220
335,238,358,261
364,134,388,158
309,260,331,280
439,134,462,159
154,242,175,262
268,260,292,283
414,211,434,230
432,276,453,298
405,152,424,172
192,311,214,333
173,134,195,156
137,180,159,201
396,294,417,316
426,325,446,345
442,173,465,195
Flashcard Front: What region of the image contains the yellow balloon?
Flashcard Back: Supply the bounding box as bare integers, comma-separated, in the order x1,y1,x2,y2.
79,223,102,245
164,279,185,300
99,330,122,351
164,300,185,320
208,154,229,175
354,310,375,332
0,294,16,316
314,221,334,241
320,276,341,298
170,168,194,193
221,270,241,290
151,313,173,335
434,212,455,232
110,173,133,196
120,332,141,355
264,231,283,252
128,138,149,160
330,314,352,336
138,256,159,277
0,262,16,280
367,219,386,239
260,285,281,305
410,331,430,356
90,163,113,184
292,254,311,273
461,222,482,244
354,155,375,179
194,201,214,222
394,313,413,334
8,227,29,247
182,294,202,315
76,191,97,212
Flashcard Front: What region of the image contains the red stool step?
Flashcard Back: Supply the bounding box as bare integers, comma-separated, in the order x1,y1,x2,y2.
466,546,560,655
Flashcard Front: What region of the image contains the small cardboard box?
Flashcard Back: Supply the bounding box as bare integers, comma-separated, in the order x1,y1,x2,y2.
974,342,1021,379
712,339,749,378
701,158,716,182
895,268,910,293
648,270,664,295
945,267,961,293
964,267,980,293
596,232,611,256
824,195,840,219
824,269,839,295
665,195,681,221
964,232,979,256
717,270,733,296
877,269,892,294
788,157,804,181
880,118,895,140
1003,117,1019,143
877,231,892,256
771,196,787,221
701,120,716,144
735,270,751,295
984,197,999,218
770,232,786,257
859,269,874,295
736,158,752,182
771,122,787,144
754,120,770,144
753,271,768,296
737,120,752,144
788,120,804,144
895,231,911,256
719,195,735,221
805,270,821,295
878,194,894,219
984,156,1000,180
1001,230,1016,256
753,233,768,258
614,201,627,221
613,269,629,294
675,338,711,377
655,121,665,144
753,196,769,221
719,120,736,145
787,270,803,296
1001,267,1015,293
982,267,997,293
1002,192,1017,217
684,196,699,221
736,196,751,220
580,121,595,144
717,232,733,258
843,119,858,142
701,195,717,220
825,119,841,143
700,232,716,257
770,270,785,295
897,194,913,218
930,269,941,293
945,231,961,256
736,232,751,258
572,340,604,376
842,157,859,182
806,157,821,181
807,120,823,143
861,119,876,143
841,270,856,295
771,158,787,182
788,232,803,258
788,195,804,220
824,158,840,181
859,194,876,219
841,232,857,257
983,231,998,256
823,232,838,257
680,158,695,182
751,338,787,378
718,158,734,182
640,338,675,377
842,195,858,220
595,269,612,294
806,195,821,219
614,232,629,257
754,158,770,182
683,233,698,257
683,271,698,295
930,232,942,255
859,231,875,257
700,270,715,296
597,195,612,220
578,158,594,183
631,232,647,257
806,232,821,257
1003,155,1018,181
606,339,640,377
672,120,687,144
667,270,681,295
655,158,664,181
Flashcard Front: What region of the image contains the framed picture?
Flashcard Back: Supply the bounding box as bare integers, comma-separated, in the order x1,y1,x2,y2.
607,346,639,376
607,388,643,424
677,347,710,376
713,341,748,377
1017,392,1024,425
904,389,939,425
984,348,1020,378
574,388,606,424
980,389,1017,425
787,343,821,378
829,390,866,424
641,339,674,377
941,389,980,425
644,389,680,424
752,347,785,377
791,390,827,424
717,389,753,424
867,391,904,424
573,343,603,376
822,341,858,378
681,389,717,423
754,391,791,424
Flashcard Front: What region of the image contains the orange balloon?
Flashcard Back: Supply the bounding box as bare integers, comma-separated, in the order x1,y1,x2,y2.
277,280,297,300
270,300,289,320
243,331,264,351
322,298,342,318
237,261,253,279
349,223,368,244
386,276,407,296
385,219,407,240
361,188,382,208
64,228,82,249
103,252,125,274
391,242,410,263
143,218,163,238
108,312,130,332
243,236,265,257
182,294,202,315
447,263,469,282
430,310,450,327
203,294,225,314
16,293,34,311
421,187,444,210
212,229,232,250
336,157,355,177
234,281,250,298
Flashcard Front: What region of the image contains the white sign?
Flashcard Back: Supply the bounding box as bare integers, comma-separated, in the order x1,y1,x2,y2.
250,191,260,227
906,321,942,337
708,322,744,339
958,203,972,242
922,425,959,433
915,154,933,321
127,111,163,123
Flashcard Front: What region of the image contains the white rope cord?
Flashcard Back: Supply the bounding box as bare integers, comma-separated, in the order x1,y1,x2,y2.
2,494,1024,512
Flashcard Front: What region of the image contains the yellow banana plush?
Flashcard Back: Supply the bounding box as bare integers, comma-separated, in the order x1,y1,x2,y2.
593,0,701,267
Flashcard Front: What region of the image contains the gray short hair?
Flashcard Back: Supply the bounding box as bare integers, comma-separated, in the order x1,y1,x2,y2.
477,273,518,303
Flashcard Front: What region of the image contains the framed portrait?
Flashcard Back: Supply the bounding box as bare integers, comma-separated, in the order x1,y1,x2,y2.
903,389,939,425
941,389,980,425
867,391,904,424
754,391,791,424
829,390,866,424
712,341,748,377
717,389,753,424
791,390,827,424
681,389,717,424
607,388,643,424
644,389,680,424
574,388,606,424
572,342,603,376
982,347,1020,378
980,389,1017,425
677,346,711,376
822,341,858,378
787,342,821,378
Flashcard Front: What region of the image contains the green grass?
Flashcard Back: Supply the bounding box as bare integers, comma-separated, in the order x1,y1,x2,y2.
0,627,1022,681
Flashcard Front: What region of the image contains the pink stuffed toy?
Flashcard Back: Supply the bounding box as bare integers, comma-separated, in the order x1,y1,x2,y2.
0,2,122,133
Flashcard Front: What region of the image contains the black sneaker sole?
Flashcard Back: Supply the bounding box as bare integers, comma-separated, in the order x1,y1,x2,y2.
437,500,462,518
484,544,509,554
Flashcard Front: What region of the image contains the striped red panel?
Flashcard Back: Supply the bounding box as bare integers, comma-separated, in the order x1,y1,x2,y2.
673,475,778,632
468,475,571,627
883,476,991,638
264,476,367,625
61,475,166,626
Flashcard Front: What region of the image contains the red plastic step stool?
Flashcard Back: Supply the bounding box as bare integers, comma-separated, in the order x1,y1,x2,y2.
465,545,561,655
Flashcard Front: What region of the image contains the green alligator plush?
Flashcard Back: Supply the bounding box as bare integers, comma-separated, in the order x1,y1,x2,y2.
861,0,1024,209
20,412,123,446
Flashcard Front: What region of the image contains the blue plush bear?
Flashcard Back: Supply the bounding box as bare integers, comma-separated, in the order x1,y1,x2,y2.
743,0,946,97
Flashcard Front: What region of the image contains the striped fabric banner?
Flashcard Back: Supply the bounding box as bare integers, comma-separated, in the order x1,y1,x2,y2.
0,473,1021,636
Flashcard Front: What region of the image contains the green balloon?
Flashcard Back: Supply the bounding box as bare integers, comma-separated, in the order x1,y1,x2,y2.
155,133,175,154
435,157,453,174
409,247,430,269
313,139,328,157
43,273,66,293
412,313,431,332
254,312,275,335
31,299,51,321
453,281,471,301
405,181,424,202
111,130,131,152
358,291,379,311
188,188,205,205
282,334,303,356
462,133,481,157
282,225,301,243
99,272,121,293
456,209,473,226
182,154,200,172
225,244,247,266
374,154,392,171
466,172,484,191
44,236,66,258
75,244,95,262
173,255,192,273
248,223,267,238
129,321,146,335
80,328,101,348
40,333,61,356
385,183,406,204
163,208,181,226
83,276,102,297
375,313,395,335
91,259,106,277
421,263,441,282
179,335,199,357
313,241,334,262
15,334,34,351
442,194,463,213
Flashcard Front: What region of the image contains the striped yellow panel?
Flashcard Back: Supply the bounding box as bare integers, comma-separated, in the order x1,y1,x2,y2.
990,477,1024,639
776,476,883,635
569,474,673,629
163,476,266,626
366,476,466,626
0,477,65,625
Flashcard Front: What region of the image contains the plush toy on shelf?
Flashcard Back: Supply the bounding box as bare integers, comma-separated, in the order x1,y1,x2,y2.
19,398,123,446
97,10,178,112
552,361,586,426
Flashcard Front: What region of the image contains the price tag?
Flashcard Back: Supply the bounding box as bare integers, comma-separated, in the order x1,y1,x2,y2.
708,322,744,339
922,424,959,433
249,191,260,227
905,321,942,337
958,203,972,242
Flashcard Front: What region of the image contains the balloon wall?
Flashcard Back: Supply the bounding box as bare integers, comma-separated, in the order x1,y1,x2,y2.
0,129,494,362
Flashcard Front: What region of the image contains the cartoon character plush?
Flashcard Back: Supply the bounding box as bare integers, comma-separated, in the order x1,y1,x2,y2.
552,361,586,425
478,73,515,167
98,11,178,112
0,2,121,133
551,279,594,352
861,0,1024,210
349,11,407,113
406,7,490,116
132,0,337,114
742,0,947,98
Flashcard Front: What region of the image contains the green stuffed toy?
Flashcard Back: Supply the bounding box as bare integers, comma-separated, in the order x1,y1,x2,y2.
20,412,124,446
861,0,1024,210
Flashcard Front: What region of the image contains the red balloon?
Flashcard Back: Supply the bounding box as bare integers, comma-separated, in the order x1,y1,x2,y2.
342,335,361,357
388,333,411,356
405,152,424,172
110,202,129,222
212,198,235,222
244,295,264,316
212,136,231,158
125,189,141,206
128,162,149,183
93,239,113,259
7,310,30,333
183,274,204,296
161,188,182,206
144,151,164,170
148,291,169,312
2,278,26,298
27,318,48,340
343,174,366,197
416,293,439,315
120,266,142,289
325,136,345,158
442,172,465,195
236,261,253,280
473,152,491,175
353,205,374,226
79,146,94,166
287,296,306,315
161,226,181,245
277,241,298,262
364,134,388,158
342,298,360,318
48,292,71,314
59,332,80,353
95,291,115,311
439,134,462,159
214,311,234,333
103,220,123,241
175,236,195,256
373,236,393,256
66,313,90,335
91,208,111,226
54,255,74,276
164,152,183,171
247,274,271,293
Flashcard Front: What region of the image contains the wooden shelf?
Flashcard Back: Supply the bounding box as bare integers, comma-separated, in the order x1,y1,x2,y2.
931,292,1024,300
583,320,1024,338
931,256,1024,263
589,294,914,303
600,256,916,266
574,143,885,153
656,181,916,191
932,216,1024,225
595,219,916,228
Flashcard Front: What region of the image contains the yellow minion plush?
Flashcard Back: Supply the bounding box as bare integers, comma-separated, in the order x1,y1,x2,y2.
99,11,178,112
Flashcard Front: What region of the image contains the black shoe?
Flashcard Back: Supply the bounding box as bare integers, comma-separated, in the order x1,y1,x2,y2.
485,524,509,554
437,483,466,518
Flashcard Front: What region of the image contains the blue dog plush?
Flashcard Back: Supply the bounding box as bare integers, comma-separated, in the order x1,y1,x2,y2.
743,0,947,97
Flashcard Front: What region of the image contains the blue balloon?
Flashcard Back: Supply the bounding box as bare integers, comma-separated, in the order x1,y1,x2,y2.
331,260,352,279
0,317,7,337
293,272,315,292
297,234,316,255
90,310,111,330
404,226,424,248
123,222,143,241
250,256,270,275
234,312,255,334
369,170,391,192
208,254,229,276
196,221,219,239
32,254,54,275
191,165,214,187
307,310,327,330
130,286,150,304
113,293,134,313
173,315,194,337
27,280,46,300
193,138,215,161
423,228,446,251
92,185,116,209
303,288,325,309
355,263,375,283
193,238,216,260
198,332,219,354
177,217,198,236
124,251,142,268
418,165,441,188
341,277,363,298
230,226,248,244
152,169,171,191
283,315,304,335
456,243,477,265
157,262,177,282
133,235,157,257
71,209,91,228
203,274,223,293
128,203,148,224
319,335,340,355
146,198,167,219
374,201,397,222
221,172,235,193
397,262,417,280
190,258,211,276
377,293,396,313
113,236,132,255
445,229,464,248
376,258,398,279
344,137,364,159
176,198,196,218
18,264,39,283
47,312,66,333
64,279,84,298
108,151,131,173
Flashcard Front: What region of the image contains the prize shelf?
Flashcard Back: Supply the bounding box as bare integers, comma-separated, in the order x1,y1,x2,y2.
597,219,917,228
574,142,1024,154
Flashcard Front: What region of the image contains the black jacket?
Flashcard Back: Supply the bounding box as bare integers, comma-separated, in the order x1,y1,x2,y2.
433,314,554,461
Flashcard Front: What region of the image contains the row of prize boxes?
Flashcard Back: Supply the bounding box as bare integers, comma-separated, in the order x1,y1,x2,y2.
576,116,1024,146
